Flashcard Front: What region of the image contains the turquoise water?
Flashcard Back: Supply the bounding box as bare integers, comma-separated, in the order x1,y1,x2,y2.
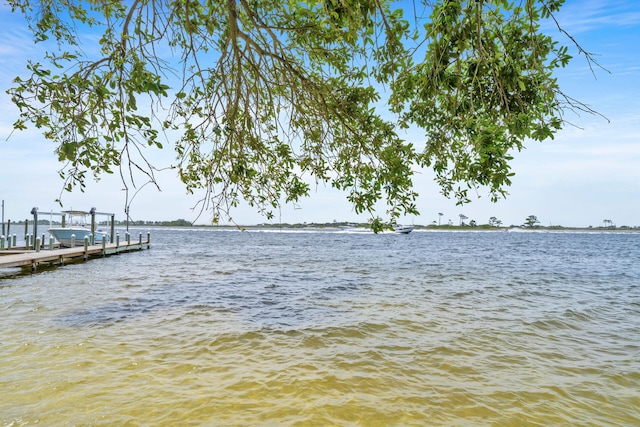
1,228,639,425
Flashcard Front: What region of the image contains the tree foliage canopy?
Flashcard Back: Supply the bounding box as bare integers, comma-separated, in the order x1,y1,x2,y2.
7,0,594,228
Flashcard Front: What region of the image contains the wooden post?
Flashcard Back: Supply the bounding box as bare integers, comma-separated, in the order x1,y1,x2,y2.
110,215,115,243
147,232,151,249
49,236,54,251
71,234,76,248
102,236,106,257
90,207,96,245
12,234,17,247
31,207,38,246
84,236,89,260
24,220,28,239
1,235,4,250
35,237,41,252
138,233,142,247
6,220,10,237
116,233,120,249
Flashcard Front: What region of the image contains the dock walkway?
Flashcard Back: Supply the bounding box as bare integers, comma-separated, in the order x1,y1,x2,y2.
0,234,150,272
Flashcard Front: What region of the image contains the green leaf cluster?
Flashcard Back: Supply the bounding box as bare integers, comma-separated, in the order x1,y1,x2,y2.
391,0,568,203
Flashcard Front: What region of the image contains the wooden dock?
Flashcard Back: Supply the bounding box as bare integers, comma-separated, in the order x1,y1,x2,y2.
0,233,150,272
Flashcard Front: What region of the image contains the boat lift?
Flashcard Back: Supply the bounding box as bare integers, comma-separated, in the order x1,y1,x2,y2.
30,207,116,245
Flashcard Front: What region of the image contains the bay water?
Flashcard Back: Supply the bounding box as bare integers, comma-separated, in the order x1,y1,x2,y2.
1,228,639,426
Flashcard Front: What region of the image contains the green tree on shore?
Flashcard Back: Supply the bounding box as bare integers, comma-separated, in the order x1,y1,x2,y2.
525,215,540,228
7,0,601,230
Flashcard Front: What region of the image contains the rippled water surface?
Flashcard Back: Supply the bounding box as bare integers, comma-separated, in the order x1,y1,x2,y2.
1,228,639,426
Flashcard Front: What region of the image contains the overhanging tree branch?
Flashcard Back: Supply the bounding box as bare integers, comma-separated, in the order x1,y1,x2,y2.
6,0,607,229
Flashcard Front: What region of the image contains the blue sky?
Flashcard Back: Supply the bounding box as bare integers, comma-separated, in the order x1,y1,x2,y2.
1,0,639,227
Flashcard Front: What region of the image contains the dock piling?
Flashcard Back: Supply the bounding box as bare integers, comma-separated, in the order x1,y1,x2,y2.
31,207,38,243
90,208,96,245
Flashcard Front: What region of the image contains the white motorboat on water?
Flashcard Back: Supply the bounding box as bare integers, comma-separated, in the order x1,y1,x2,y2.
393,225,414,234
48,210,111,247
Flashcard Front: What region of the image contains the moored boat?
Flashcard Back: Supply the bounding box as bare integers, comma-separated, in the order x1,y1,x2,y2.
48,227,110,247
48,210,111,247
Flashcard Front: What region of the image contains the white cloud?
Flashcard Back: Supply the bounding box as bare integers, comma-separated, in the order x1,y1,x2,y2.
549,0,640,34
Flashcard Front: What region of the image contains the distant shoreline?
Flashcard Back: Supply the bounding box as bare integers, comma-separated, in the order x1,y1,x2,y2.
4,220,637,233
127,223,640,232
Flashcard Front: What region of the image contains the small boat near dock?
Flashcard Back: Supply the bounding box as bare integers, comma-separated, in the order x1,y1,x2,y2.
48,227,109,247
47,209,113,247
